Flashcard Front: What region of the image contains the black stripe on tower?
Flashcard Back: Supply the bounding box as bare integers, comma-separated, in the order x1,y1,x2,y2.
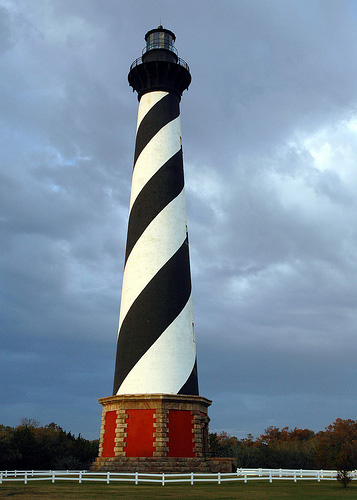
134,93,179,163
113,237,193,394
125,149,184,262
179,359,199,395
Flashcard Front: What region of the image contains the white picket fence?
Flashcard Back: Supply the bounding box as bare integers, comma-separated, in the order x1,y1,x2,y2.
0,468,356,485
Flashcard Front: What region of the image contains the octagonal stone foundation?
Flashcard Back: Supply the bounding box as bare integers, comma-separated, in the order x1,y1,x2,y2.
92,394,226,473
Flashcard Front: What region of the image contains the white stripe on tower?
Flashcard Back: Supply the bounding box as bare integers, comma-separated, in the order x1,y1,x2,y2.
118,190,187,330
113,90,198,396
129,114,181,210
118,297,194,394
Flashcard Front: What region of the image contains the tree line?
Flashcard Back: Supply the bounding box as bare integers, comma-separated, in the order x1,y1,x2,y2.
209,418,357,474
1,417,356,475
0,419,99,470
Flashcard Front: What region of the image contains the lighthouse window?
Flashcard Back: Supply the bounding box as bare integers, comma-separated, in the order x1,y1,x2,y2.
147,32,174,52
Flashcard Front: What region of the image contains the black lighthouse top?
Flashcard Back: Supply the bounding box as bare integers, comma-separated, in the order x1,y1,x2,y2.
128,26,191,100
144,26,176,57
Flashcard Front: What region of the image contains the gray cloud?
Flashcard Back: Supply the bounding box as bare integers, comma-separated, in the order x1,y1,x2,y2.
1,0,356,440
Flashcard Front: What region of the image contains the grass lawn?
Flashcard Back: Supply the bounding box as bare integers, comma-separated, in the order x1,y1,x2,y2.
0,480,355,499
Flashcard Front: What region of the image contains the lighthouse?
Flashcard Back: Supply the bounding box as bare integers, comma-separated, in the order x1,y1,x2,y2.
115,27,198,397
94,27,213,473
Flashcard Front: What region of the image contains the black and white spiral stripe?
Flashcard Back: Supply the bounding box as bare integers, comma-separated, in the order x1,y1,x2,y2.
113,91,198,396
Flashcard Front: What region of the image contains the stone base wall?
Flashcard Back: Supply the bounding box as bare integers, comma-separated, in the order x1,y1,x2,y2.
206,457,237,473
94,394,212,467
92,456,237,473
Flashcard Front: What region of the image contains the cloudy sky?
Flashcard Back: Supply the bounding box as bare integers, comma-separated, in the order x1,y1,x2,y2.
1,0,357,441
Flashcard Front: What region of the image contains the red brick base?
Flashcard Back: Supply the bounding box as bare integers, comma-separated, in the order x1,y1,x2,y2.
92,394,213,472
